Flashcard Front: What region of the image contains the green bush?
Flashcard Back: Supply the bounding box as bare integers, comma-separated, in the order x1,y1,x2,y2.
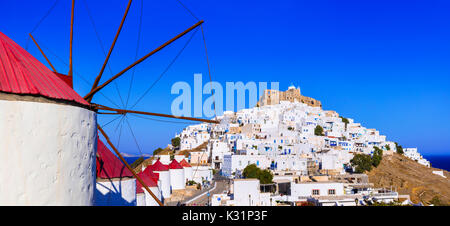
395,142,404,154
372,147,383,167
153,147,163,156
258,169,273,184
314,125,324,136
130,157,145,169
430,196,444,206
243,164,273,184
350,154,373,173
340,116,349,130
171,137,181,148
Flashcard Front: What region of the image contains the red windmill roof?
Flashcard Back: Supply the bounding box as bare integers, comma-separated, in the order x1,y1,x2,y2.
179,159,192,168
0,32,88,106
143,167,160,181
150,160,169,171
136,170,158,193
96,138,134,179
168,159,183,169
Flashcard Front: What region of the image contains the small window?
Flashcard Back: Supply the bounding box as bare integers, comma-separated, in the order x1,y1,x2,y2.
312,189,320,196
328,189,336,195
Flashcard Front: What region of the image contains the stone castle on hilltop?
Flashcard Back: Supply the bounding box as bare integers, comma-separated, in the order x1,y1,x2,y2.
257,85,322,108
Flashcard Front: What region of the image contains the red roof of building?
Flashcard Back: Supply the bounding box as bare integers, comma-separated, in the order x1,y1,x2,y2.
150,160,169,171
179,159,192,168
142,167,160,181
96,138,134,179
168,159,183,169
136,169,158,193
0,32,88,106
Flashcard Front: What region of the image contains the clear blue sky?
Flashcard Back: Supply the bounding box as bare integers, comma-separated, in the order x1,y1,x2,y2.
2,0,450,155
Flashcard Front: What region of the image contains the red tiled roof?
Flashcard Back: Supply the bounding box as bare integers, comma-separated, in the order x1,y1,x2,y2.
150,160,169,171
0,32,88,106
168,159,183,169
136,170,158,193
141,166,159,183
179,159,192,168
96,138,134,179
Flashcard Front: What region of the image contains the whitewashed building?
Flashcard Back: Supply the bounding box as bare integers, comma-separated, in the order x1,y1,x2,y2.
232,179,272,206
404,148,430,167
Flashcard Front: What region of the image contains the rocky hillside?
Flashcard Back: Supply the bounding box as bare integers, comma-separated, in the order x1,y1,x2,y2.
368,153,450,205
176,141,208,157
132,142,209,173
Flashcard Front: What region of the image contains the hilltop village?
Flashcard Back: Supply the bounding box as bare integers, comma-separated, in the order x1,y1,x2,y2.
156,85,443,206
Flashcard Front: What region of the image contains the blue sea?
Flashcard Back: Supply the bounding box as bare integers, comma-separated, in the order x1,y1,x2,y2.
123,156,149,165
424,155,450,171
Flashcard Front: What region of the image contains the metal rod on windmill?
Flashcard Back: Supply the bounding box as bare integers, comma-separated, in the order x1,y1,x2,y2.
84,20,204,101
28,33,58,73
93,103,219,124
86,0,133,103
97,125,164,206
68,0,75,77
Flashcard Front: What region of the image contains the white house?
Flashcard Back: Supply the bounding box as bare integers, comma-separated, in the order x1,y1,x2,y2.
290,181,345,200
233,179,271,206
192,165,213,184
404,148,430,167
180,159,193,182
222,154,271,177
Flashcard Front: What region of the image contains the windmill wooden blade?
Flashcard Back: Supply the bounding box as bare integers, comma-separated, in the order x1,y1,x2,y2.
86,0,133,103
68,0,75,77
93,103,219,124
83,20,204,101
28,33,57,73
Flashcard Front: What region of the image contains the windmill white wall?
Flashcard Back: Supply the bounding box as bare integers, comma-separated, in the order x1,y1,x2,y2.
154,170,171,198
0,100,97,205
184,167,193,182
169,168,185,190
136,193,146,206
144,187,162,206
95,178,136,206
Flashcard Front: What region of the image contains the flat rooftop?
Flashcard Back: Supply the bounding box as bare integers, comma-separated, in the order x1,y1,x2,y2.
234,178,259,181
